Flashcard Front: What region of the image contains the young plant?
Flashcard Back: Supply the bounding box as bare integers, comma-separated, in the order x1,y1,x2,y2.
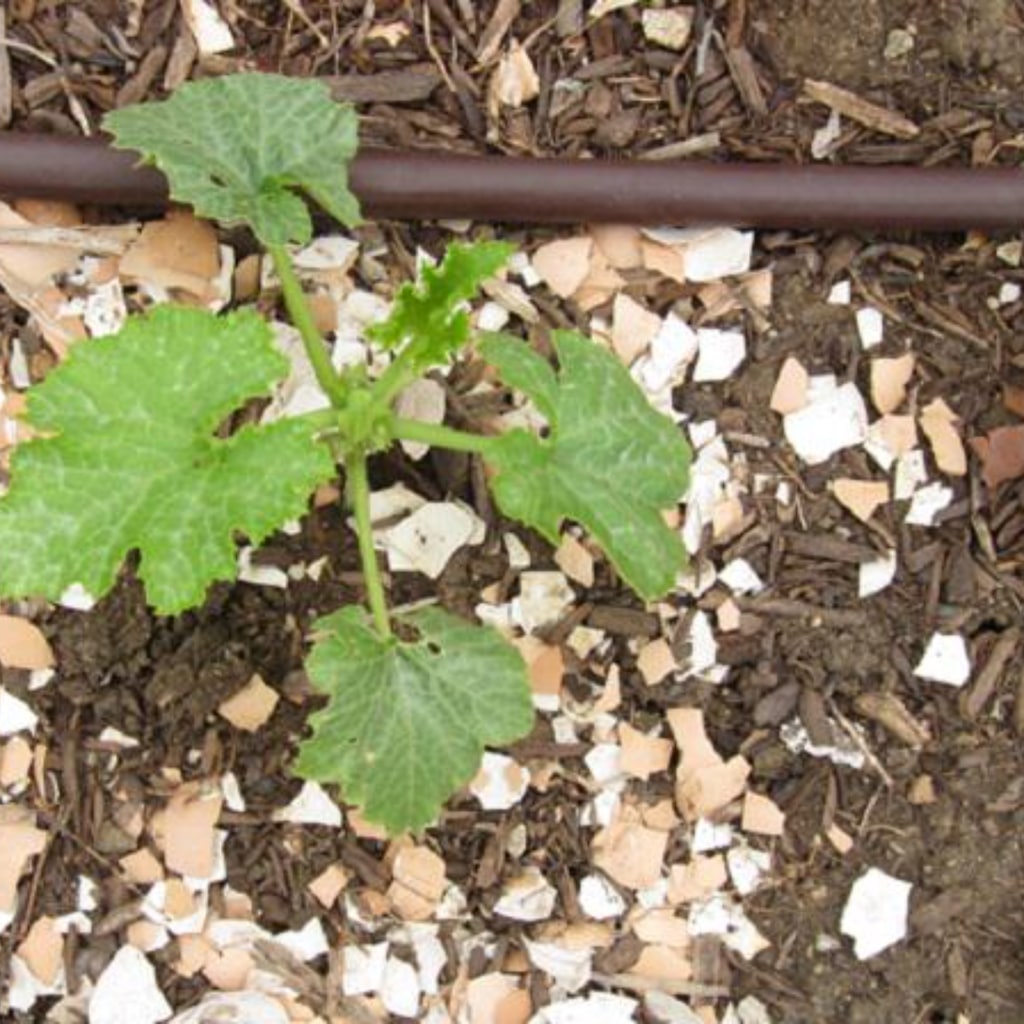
0,74,691,833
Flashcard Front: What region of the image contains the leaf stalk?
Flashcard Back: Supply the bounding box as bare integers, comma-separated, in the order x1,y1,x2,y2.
345,450,392,639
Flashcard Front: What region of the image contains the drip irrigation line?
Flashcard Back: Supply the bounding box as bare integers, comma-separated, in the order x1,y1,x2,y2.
0,132,1020,230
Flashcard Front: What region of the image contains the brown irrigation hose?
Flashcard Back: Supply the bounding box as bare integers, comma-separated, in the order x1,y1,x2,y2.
0,131,1021,230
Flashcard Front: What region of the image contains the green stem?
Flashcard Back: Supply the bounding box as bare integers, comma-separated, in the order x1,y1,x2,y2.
368,354,416,414
269,244,347,408
346,451,392,638
391,417,498,455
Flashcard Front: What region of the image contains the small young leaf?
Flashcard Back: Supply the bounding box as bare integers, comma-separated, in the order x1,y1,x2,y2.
369,241,513,373
0,306,335,614
105,74,360,246
480,330,691,600
295,605,533,833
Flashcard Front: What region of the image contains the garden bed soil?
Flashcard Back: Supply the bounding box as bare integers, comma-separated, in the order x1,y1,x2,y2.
1,1,1023,1021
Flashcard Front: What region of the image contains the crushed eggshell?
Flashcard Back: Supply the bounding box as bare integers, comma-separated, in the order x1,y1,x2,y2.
217,674,279,732
494,868,558,922
784,380,868,465
741,792,785,836
0,689,39,737
914,632,971,688
515,571,575,633
856,307,884,349
770,356,809,415
667,855,728,904
89,946,172,1024
832,478,889,523
470,752,531,811
904,481,953,526
272,780,343,828
164,783,223,880
859,550,898,599
693,328,746,383
919,398,966,476
181,0,235,54
554,533,595,588
579,874,628,921
611,293,661,366
491,42,540,109
0,736,33,788
388,845,447,921
308,863,350,908
384,501,485,579
637,638,677,687
531,237,592,298
592,820,668,890
840,867,911,959
0,615,54,670
619,723,673,780
870,354,915,415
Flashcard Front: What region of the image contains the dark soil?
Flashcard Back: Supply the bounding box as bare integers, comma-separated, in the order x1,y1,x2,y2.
1,1,1023,1022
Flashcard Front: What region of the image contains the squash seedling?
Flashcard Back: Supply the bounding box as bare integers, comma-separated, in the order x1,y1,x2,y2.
0,74,691,833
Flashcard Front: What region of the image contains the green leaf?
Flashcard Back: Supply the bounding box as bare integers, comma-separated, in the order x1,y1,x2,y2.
369,241,513,373
104,73,360,246
480,330,691,600
0,306,335,614
295,605,533,833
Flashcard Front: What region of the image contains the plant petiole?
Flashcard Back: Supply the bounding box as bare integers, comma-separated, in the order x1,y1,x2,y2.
391,417,498,455
269,243,348,409
345,450,392,639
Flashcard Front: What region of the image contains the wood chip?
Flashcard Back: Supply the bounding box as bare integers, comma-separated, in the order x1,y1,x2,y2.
970,425,1024,488
217,674,280,733
855,691,931,747
804,79,920,139
832,478,890,523
870,354,915,414
920,399,966,476
0,615,54,669
740,792,785,836
478,0,522,63
388,845,447,921
328,64,442,104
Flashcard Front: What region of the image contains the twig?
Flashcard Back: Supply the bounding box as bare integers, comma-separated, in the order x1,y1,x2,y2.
0,225,137,254
829,697,894,788
591,971,730,999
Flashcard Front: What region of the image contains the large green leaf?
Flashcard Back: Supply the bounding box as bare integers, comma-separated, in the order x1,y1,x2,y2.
369,241,513,374
480,330,690,600
0,306,334,614
295,605,533,833
105,74,360,246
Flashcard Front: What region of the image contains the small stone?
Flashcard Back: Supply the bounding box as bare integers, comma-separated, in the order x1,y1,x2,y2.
884,27,915,60
642,8,694,51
